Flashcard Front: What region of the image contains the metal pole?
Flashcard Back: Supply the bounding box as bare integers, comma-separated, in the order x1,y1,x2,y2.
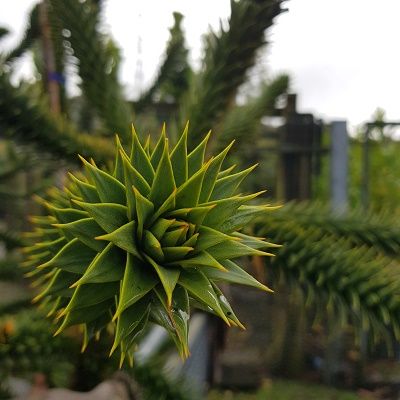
324,121,348,385
361,126,370,210
330,120,348,213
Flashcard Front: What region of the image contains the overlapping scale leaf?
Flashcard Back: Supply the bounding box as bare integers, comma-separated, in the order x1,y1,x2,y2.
24,123,277,364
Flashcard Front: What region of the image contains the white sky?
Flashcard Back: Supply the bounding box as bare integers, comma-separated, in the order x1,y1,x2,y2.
1,0,400,131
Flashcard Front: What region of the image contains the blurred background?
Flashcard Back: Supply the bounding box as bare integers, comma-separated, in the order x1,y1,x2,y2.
1,0,400,399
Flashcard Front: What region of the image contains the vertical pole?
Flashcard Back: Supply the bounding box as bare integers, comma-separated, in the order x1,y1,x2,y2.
361,126,370,210
39,0,60,115
330,120,348,213
278,94,314,201
324,121,348,385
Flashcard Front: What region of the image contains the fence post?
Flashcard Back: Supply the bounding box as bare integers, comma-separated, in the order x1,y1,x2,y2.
278,94,322,201
361,125,370,210
323,121,348,385
330,120,348,213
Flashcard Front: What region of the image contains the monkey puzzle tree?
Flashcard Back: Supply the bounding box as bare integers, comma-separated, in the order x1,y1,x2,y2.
0,0,400,393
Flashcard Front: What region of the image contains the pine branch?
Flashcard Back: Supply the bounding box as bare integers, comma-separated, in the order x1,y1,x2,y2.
0,27,9,41
0,71,114,164
0,153,34,181
49,0,131,140
218,73,289,148
182,0,285,146
0,177,53,200
0,255,24,281
5,4,40,62
270,202,400,257
135,12,190,113
0,226,25,250
257,219,400,343
0,163,28,181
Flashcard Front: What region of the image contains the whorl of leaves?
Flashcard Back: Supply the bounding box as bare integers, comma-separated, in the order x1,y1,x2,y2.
48,0,131,140
0,71,113,164
182,0,285,145
256,218,400,345
24,124,276,365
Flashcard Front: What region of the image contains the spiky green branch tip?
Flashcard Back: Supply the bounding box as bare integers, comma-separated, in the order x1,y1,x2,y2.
24,122,277,366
